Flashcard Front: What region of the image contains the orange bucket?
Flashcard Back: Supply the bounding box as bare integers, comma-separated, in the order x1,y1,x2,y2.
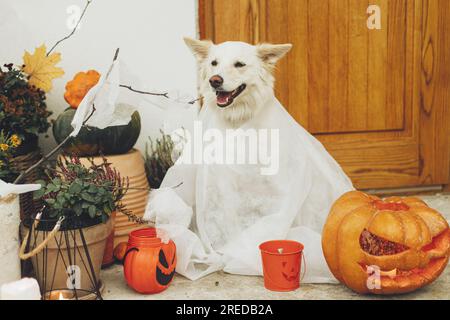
259,240,305,292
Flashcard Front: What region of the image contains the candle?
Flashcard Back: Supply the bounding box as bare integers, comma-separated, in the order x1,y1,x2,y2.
0,278,41,300
44,290,75,300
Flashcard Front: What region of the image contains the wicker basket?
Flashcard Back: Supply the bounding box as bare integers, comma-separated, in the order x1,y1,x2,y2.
10,149,43,220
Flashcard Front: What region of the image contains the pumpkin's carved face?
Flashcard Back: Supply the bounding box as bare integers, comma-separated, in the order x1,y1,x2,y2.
156,245,177,286
322,191,450,294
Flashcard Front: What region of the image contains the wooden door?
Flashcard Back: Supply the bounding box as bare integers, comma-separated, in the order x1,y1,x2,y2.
199,0,450,190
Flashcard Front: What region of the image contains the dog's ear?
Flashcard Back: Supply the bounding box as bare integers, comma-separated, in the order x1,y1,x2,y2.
257,43,292,66
184,37,213,61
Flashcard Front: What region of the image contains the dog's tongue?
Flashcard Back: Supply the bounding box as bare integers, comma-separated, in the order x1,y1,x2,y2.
217,91,232,105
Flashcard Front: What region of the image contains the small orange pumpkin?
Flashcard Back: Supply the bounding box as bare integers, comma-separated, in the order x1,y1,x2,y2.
113,242,128,263
123,228,176,294
322,191,450,294
64,70,100,108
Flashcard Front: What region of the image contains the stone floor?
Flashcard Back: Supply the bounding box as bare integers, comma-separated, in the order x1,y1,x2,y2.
101,194,450,300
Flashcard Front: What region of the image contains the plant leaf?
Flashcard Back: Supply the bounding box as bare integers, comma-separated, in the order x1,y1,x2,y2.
88,185,98,193
74,203,83,216
81,192,95,202
33,180,47,199
22,44,64,92
68,182,82,194
88,205,96,218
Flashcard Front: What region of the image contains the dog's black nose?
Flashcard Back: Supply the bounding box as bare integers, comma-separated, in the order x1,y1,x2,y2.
209,75,224,89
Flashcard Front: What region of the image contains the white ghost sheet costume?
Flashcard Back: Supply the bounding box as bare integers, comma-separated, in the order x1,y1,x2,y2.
0,179,41,198
145,96,354,283
70,57,142,136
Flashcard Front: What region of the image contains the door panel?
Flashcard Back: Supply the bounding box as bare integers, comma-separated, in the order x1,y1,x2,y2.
199,0,450,189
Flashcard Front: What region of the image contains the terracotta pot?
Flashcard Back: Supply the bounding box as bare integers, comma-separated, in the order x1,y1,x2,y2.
75,149,149,246
102,212,116,268
21,218,112,298
0,194,21,286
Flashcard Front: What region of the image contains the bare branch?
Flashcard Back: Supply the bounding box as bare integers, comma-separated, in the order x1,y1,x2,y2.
119,205,154,225
188,97,202,105
46,0,93,56
119,84,169,98
120,84,203,106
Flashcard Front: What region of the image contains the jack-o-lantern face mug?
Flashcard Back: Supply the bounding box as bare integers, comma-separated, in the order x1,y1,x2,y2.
322,191,450,295
123,228,176,294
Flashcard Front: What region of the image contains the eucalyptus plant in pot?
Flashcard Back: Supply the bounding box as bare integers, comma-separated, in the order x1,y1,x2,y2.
19,155,128,298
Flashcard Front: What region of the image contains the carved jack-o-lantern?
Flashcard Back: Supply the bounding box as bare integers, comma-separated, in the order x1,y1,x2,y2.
123,228,176,294
322,191,450,294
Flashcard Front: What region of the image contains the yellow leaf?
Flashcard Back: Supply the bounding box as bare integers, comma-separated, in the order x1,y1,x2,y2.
22,44,64,92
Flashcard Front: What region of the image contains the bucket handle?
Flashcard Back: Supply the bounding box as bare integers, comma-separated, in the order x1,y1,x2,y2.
122,247,139,264
300,252,307,282
19,214,65,260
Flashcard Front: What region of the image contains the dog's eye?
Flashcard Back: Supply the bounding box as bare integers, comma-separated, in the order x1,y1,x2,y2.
211,60,218,66
234,61,246,68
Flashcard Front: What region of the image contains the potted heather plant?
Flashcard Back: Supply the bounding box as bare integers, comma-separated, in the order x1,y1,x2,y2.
33,156,128,227
144,131,176,189
20,155,128,296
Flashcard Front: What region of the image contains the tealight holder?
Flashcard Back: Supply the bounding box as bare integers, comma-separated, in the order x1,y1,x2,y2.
20,210,110,300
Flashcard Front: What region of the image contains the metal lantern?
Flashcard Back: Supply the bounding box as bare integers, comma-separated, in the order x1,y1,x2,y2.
20,210,112,300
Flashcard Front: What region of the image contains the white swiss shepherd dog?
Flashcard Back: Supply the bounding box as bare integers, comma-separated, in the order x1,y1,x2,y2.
145,38,354,282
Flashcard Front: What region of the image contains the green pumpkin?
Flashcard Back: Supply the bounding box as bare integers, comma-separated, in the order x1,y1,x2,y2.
53,107,141,156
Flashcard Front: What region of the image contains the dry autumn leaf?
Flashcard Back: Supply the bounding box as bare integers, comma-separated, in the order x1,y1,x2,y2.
22,44,64,92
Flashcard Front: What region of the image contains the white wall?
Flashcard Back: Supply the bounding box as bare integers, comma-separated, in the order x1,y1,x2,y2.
0,0,198,154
